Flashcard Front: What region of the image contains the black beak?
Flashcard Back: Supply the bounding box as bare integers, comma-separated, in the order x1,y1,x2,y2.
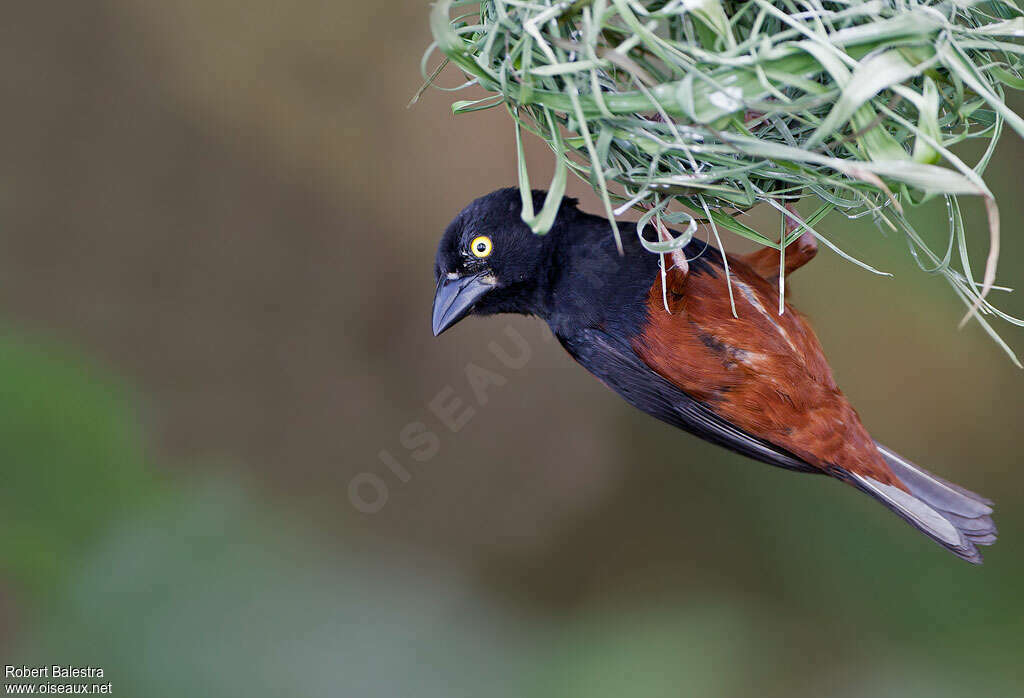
432,272,495,336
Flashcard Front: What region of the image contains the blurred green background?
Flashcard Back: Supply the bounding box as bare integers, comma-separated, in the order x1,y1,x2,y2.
0,2,1021,696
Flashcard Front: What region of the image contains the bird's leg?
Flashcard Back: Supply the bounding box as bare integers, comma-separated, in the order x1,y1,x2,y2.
652,214,688,313
740,204,817,285
655,215,688,277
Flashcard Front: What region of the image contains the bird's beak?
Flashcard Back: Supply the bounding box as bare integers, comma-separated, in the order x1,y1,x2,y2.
432,272,496,336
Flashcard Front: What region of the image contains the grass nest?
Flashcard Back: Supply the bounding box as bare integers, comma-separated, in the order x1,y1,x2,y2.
422,0,1024,362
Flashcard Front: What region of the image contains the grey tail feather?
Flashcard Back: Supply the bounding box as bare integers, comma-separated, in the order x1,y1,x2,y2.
843,443,996,564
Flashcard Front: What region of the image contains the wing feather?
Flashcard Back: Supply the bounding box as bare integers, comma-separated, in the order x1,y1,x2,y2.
558,327,818,474
632,254,902,486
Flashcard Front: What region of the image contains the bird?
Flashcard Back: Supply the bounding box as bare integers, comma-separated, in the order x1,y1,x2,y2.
431,188,996,563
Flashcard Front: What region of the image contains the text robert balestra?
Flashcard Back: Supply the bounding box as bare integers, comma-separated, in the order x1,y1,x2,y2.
5,666,105,679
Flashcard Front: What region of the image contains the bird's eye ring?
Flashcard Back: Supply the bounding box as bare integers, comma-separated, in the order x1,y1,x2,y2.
470,235,493,259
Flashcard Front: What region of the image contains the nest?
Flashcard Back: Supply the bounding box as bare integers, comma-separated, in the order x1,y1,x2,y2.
423,0,1024,362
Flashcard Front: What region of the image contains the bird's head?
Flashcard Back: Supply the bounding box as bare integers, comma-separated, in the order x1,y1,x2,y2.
432,188,572,335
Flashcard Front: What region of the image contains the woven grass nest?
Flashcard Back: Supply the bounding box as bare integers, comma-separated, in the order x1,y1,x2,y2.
422,0,1024,362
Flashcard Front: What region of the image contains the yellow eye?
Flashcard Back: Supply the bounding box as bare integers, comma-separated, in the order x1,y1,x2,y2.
470,235,493,259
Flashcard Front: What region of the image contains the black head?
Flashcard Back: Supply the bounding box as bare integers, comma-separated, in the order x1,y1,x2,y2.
432,188,576,335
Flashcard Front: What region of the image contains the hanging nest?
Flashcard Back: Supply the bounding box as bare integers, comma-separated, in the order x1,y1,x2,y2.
422,0,1024,362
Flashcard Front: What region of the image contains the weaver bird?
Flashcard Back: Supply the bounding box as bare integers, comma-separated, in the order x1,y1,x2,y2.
432,189,996,563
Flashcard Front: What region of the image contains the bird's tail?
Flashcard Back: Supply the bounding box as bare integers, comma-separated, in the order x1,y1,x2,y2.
843,443,996,564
